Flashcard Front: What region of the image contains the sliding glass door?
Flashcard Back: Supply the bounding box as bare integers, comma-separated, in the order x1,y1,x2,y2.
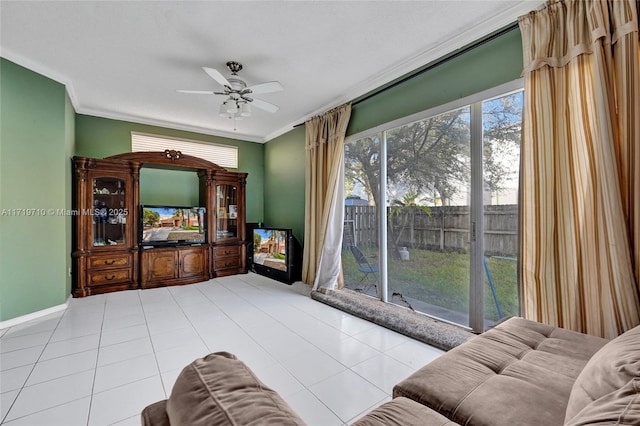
385,106,472,326
343,83,523,332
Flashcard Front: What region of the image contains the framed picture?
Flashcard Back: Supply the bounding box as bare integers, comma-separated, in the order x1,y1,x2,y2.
228,205,237,219
218,207,226,219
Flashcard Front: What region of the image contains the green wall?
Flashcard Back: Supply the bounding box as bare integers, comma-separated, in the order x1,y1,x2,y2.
263,27,524,248
75,115,264,222
348,28,524,135
263,126,306,243
0,58,73,321
139,168,200,206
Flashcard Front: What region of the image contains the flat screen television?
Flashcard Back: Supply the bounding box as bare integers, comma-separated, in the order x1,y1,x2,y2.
251,227,297,284
140,205,206,246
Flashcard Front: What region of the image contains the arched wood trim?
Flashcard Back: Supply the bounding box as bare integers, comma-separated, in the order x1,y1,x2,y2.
105,150,227,171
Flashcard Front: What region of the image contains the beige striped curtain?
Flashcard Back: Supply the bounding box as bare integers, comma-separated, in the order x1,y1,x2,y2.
302,104,352,290
518,0,640,338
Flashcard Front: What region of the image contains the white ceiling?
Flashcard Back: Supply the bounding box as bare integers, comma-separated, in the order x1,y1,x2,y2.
0,1,540,143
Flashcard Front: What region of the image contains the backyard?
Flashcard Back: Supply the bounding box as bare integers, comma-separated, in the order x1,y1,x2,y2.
341,246,519,323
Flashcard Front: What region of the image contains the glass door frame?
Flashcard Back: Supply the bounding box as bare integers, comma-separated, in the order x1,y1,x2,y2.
349,79,523,333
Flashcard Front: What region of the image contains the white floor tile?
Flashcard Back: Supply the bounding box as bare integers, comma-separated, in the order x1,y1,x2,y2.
3,396,90,426
321,313,376,336
0,331,52,354
109,414,142,425
314,335,381,368
250,360,305,397
2,274,446,426
282,347,347,387
154,340,209,373
99,324,149,347
3,316,60,338
49,322,102,343
101,312,146,332
160,368,182,397
0,345,43,371
0,389,19,421
385,338,445,369
149,326,202,353
25,349,97,386
5,370,94,422
39,333,100,361
285,388,344,426
1,365,33,393
352,326,408,352
350,353,416,394
93,353,159,393
88,375,165,426
309,369,388,422
98,336,153,366
201,330,276,371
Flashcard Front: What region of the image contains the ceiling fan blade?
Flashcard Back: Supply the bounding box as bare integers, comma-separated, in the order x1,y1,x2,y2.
245,81,283,94
203,67,231,87
176,90,216,95
250,97,279,113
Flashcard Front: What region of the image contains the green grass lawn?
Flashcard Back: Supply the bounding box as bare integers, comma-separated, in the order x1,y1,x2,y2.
342,247,519,321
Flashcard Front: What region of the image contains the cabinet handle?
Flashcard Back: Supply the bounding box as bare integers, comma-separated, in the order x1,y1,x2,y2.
104,260,115,265
105,275,116,281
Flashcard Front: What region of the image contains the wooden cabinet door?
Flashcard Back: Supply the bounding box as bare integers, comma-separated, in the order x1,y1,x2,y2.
143,250,178,282
179,248,206,278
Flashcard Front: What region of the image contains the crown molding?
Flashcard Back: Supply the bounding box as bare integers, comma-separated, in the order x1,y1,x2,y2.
75,106,265,144
1,47,80,111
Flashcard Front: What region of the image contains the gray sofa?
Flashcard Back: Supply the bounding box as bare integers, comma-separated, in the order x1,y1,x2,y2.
142,317,640,425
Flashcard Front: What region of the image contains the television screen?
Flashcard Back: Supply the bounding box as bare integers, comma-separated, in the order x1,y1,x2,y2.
252,228,289,272
140,206,206,245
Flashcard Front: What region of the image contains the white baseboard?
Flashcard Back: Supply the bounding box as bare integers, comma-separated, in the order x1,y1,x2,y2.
0,296,70,330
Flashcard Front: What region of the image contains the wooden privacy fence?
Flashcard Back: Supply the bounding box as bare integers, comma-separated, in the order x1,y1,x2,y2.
344,204,518,257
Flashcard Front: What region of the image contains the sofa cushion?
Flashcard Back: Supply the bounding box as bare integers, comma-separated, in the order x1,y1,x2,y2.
565,378,640,426
352,397,459,426
393,317,608,426
564,324,640,422
141,400,170,426
165,351,305,426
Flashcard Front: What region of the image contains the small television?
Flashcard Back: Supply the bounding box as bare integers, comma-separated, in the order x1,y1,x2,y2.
251,227,298,284
140,205,206,247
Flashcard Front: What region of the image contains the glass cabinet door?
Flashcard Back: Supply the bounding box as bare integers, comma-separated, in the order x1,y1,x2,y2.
216,184,238,240
92,177,127,246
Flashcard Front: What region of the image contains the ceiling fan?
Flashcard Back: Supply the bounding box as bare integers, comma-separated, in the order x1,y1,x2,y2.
177,61,283,118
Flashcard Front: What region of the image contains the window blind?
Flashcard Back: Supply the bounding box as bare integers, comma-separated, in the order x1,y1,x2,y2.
131,132,238,169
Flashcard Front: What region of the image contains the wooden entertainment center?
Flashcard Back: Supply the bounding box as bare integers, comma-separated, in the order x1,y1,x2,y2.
72,150,247,297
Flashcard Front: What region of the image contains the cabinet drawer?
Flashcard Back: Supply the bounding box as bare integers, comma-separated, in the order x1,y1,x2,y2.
89,254,131,269
214,256,239,270
88,268,131,286
214,246,240,257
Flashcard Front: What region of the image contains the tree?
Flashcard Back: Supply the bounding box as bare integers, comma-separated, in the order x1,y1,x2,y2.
143,209,160,226
191,208,203,232
345,135,380,205
388,192,430,252
385,108,470,206
173,208,184,228
345,93,522,207
482,95,523,194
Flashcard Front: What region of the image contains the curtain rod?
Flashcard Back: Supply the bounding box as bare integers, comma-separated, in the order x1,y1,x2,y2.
293,21,519,128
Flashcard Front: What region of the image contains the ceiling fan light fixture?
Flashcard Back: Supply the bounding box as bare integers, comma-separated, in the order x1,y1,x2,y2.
219,102,229,117
226,100,238,114
240,103,251,117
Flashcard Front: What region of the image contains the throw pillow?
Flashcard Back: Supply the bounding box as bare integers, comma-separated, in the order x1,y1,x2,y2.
565,378,639,425
564,325,640,422
166,351,306,426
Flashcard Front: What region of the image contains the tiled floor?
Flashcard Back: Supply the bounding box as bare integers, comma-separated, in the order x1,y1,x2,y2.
0,273,444,425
